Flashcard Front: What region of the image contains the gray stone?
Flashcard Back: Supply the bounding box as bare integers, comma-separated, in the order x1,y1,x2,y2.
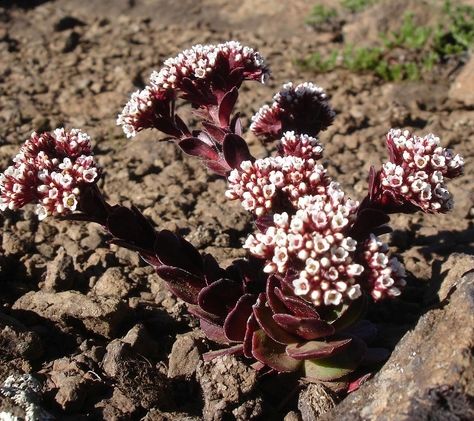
13,291,129,338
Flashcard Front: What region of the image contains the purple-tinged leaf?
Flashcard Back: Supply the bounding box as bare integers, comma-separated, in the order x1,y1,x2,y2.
203,344,244,362
188,304,222,324
204,159,232,176
274,288,321,319
252,330,302,373
303,337,367,381
218,87,239,127
200,319,229,345
153,117,182,138
243,313,259,358
224,294,256,342
155,266,205,305
331,295,368,333
78,184,110,224
202,121,227,143
223,134,254,169
227,67,245,89
198,278,243,319
154,230,203,275
230,114,242,136
266,276,288,315
202,253,226,285
107,206,157,253
286,338,352,360
347,373,372,393
179,137,219,161
273,314,335,340
174,114,191,137
253,293,299,345
349,208,390,241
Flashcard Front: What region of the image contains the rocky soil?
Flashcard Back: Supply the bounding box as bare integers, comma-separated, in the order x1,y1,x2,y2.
0,0,473,419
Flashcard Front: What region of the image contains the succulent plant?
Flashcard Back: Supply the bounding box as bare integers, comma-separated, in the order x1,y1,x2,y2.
0,41,464,392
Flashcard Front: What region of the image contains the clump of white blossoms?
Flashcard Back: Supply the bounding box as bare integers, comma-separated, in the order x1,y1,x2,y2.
0,129,99,220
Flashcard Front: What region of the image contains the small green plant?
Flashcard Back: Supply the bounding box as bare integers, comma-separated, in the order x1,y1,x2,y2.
301,0,474,81
341,0,377,13
306,4,338,26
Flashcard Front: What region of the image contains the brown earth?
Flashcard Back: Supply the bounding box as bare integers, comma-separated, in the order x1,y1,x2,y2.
0,0,473,420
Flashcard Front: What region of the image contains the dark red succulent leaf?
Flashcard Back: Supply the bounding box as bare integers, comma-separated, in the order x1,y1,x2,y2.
198,278,244,320
349,208,391,242
223,133,254,169
155,266,206,305
251,329,302,372
188,304,223,325
178,137,220,160
347,373,373,393
229,114,242,136
106,205,157,253
203,344,244,362
285,338,352,360
273,286,321,319
253,293,299,345
154,230,203,275
266,276,289,315
203,159,232,176
218,87,239,127
199,318,230,345
202,121,227,143
202,253,227,285
77,184,110,225
243,313,259,358
223,294,257,342
303,336,367,381
272,314,335,340
173,114,191,137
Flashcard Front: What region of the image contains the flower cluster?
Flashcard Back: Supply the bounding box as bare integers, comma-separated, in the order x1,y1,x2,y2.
244,183,363,306
250,82,335,141
118,41,269,138
278,131,323,160
375,129,464,212
225,156,330,215
0,129,99,220
116,87,175,139
150,41,269,90
362,234,406,300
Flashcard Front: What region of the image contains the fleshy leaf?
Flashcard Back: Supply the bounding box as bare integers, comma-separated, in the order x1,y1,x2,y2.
252,329,302,372
198,278,243,319
223,134,254,169
243,313,259,358
218,87,238,127
199,319,229,345
266,276,288,315
303,338,367,381
179,137,219,161
274,287,320,319
273,314,335,340
203,344,244,362
253,293,299,345
155,266,205,304
286,338,352,360
223,294,256,342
